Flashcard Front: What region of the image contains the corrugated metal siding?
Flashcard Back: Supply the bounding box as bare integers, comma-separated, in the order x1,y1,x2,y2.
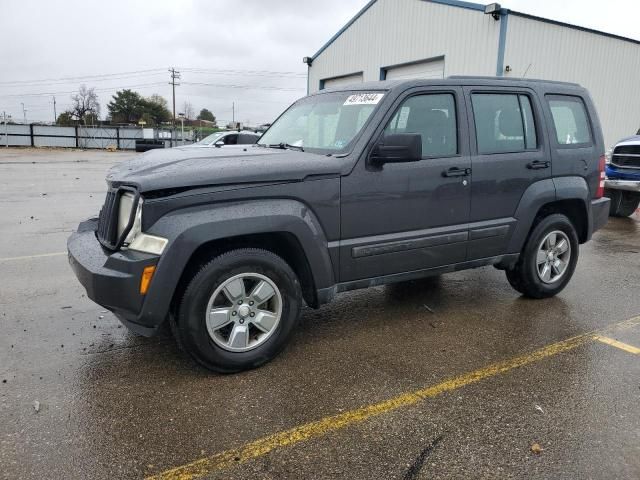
504,14,640,147
310,0,500,91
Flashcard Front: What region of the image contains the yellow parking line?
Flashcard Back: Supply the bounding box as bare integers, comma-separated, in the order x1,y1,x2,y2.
0,251,66,262
146,315,640,480
593,335,640,355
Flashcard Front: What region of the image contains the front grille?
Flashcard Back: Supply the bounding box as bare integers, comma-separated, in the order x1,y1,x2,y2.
96,190,119,249
612,144,640,169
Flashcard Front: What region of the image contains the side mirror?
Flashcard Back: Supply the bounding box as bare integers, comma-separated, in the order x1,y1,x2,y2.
214,140,224,148
370,133,422,164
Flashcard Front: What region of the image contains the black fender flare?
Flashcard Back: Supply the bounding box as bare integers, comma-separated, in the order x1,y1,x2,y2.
506,176,589,253
140,199,336,326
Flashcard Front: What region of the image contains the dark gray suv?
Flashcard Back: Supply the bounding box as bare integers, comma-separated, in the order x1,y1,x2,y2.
68,77,610,372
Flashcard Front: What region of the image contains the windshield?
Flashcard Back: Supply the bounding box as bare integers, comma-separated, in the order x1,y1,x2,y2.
196,132,224,145
258,91,384,154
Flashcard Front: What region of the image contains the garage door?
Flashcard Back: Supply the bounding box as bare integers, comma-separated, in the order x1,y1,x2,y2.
384,58,444,80
321,72,363,89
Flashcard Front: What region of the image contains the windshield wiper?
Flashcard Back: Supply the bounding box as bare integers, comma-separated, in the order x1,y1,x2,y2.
263,142,304,152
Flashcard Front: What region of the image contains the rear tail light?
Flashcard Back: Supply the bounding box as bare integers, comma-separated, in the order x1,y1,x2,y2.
596,154,606,199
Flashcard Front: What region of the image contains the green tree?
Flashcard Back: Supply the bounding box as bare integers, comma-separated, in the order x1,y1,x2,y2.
143,94,171,125
197,108,215,123
107,89,145,124
56,111,75,126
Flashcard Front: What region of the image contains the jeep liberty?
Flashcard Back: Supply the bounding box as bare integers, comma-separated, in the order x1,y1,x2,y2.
68,77,610,372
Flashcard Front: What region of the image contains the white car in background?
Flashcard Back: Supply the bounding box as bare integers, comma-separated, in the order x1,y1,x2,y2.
189,130,261,148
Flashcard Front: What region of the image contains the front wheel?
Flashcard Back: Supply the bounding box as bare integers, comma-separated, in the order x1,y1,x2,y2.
607,189,640,217
505,214,579,299
176,248,302,373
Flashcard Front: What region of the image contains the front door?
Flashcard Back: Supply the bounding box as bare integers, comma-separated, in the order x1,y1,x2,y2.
339,87,471,282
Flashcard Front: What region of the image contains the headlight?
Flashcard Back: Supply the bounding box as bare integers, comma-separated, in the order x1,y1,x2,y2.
117,192,141,243
116,192,168,255
605,148,612,164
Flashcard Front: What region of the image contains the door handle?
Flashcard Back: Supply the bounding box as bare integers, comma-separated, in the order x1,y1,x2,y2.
527,160,550,170
443,167,471,177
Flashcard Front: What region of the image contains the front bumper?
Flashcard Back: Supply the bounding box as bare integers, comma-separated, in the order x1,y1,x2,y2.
590,197,610,234
604,179,640,193
67,218,161,336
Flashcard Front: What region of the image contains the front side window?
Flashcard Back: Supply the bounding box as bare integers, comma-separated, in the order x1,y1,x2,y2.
258,91,383,154
547,96,592,145
196,131,224,145
224,134,238,145
471,93,538,154
384,93,457,157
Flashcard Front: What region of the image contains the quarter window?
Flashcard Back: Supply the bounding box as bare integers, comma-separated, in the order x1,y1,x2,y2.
385,93,457,157
471,93,538,154
548,96,591,145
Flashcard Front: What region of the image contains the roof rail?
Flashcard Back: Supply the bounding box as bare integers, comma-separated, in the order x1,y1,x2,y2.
448,75,580,86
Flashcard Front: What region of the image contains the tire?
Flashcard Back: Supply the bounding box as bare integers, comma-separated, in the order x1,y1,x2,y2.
176,248,302,373
505,214,579,299
607,189,640,217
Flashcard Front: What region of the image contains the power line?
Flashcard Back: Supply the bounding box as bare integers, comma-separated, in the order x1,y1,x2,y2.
180,68,306,78
0,67,306,87
0,82,167,98
0,68,167,86
181,81,304,92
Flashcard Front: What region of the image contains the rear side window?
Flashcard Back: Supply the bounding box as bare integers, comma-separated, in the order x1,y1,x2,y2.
547,96,591,145
238,134,258,144
471,93,538,154
385,93,457,157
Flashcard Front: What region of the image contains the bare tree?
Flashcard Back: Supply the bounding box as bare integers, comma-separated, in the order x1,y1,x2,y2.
69,85,100,123
182,101,195,120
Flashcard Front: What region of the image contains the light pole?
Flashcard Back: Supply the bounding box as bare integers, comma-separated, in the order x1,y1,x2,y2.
20,103,27,124
178,113,185,145
2,111,10,148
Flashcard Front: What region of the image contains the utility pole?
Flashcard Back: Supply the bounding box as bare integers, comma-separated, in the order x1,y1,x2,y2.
2,111,9,148
52,96,57,123
20,103,27,124
168,68,181,127
232,102,235,126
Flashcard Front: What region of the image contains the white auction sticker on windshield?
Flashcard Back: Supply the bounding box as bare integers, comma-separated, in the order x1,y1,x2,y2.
343,93,384,106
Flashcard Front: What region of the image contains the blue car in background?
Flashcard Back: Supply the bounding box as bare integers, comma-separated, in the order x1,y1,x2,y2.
605,134,640,217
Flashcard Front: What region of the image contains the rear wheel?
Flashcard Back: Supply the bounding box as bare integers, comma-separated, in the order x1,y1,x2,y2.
505,214,579,299
607,189,640,217
176,248,302,373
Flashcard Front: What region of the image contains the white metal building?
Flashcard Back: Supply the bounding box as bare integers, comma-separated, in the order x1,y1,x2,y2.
306,0,640,147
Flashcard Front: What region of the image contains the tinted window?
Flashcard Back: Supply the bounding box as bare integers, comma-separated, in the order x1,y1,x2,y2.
548,96,591,145
471,93,537,154
385,93,457,157
238,134,258,144
224,134,238,145
520,96,537,149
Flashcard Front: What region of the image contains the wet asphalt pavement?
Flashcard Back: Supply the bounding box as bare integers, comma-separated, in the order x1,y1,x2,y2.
1,148,639,480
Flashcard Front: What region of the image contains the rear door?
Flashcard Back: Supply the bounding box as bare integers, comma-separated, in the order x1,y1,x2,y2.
464,86,550,259
542,92,600,191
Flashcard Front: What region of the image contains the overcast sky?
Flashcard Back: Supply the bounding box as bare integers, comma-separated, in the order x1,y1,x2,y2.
1,0,638,125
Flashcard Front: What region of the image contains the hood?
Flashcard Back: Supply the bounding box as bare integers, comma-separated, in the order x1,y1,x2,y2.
616,134,640,146
106,145,345,193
